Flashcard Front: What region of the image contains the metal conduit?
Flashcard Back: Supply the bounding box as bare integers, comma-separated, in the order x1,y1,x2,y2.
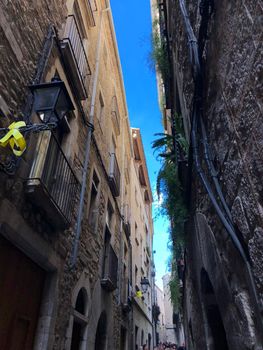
178,0,263,334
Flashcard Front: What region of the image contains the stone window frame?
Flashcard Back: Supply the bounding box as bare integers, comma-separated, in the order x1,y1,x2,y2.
65,270,91,350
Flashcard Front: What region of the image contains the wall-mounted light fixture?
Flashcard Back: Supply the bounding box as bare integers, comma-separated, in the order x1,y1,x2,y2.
29,77,74,123
141,276,150,293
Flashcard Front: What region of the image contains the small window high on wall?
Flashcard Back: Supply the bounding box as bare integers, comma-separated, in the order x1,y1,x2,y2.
87,169,100,232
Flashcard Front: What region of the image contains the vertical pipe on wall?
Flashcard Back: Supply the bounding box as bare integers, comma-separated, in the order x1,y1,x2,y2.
70,5,110,268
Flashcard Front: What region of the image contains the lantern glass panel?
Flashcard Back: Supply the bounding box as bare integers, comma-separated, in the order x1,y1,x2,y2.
33,86,60,112
141,284,148,293
141,277,150,293
55,89,72,120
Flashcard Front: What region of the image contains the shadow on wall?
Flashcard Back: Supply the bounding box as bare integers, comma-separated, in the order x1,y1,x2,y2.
201,268,229,350
94,311,107,350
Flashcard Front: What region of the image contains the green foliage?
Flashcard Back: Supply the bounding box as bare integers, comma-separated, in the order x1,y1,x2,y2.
169,275,180,309
152,133,175,161
152,115,188,308
152,114,188,162
155,161,187,245
149,18,170,82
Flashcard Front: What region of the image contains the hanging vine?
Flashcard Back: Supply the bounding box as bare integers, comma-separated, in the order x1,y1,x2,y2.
152,115,188,308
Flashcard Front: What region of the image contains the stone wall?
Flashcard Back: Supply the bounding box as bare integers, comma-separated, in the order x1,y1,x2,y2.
0,0,67,116
164,0,263,349
0,1,132,349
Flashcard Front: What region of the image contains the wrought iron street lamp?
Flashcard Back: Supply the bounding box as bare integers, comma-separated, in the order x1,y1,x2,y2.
0,77,75,174
141,277,150,293
29,77,74,123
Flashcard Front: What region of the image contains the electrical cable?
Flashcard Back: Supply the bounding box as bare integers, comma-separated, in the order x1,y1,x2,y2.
178,0,263,334
200,118,233,224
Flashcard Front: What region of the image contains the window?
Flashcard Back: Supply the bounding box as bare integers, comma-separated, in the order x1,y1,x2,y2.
135,265,138,287
109,136,120,197
120,326,127,350
135,186,138,206
111,135,116,154
101,227,118,291
141,330,144,346
124,243,128,260
124,154,130,184
105,200,114,232
73,1,87,39
87,170,100,231
103,227,111,276
135,326,139,350
135,222,139,246
98,92,105,124
74,0,96,28
111,94,120,136
122,263,128,303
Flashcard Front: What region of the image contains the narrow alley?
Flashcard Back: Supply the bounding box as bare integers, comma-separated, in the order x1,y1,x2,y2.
0,0,262,350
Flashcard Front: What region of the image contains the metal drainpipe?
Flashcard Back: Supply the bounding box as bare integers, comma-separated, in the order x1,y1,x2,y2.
70,5,110,268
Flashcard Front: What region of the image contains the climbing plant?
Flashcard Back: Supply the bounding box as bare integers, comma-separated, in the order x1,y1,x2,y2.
152,115,188,308
149,18,170,84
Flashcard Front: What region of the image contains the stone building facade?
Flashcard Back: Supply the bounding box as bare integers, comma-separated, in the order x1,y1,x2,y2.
154,284,166,345
153,0,263,349
130,128,155,350
162,274,184,345
0,1,154,349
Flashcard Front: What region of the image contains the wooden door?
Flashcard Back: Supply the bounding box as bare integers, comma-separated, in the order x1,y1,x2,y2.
0,235,45,350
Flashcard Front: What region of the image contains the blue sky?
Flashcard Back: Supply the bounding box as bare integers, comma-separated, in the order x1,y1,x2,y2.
110,0,170,289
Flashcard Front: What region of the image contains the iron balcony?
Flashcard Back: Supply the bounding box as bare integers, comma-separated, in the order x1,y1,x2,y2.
101,244,118,292
26,131,79,229
60,15,91,100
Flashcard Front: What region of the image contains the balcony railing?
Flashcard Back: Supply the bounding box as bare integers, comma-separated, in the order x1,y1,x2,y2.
101,245,118,292
111,96,120,136
26,131,79,229
60,15,91,100
121,277,132,313
109,153,120,197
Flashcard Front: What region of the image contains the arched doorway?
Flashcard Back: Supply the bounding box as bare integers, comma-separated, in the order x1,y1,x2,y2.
94,311,107,350
201,269,229,350
70,288,88,350
148,333,151,349
141,330,144,347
